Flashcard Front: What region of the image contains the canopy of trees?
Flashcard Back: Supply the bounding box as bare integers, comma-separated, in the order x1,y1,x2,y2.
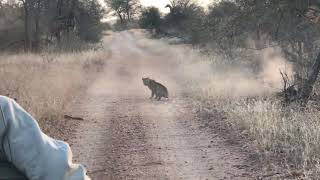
105,0,141,24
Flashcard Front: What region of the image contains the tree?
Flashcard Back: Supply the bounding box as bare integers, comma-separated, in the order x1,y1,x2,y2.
168,0,194,8
77,0,105,42
203,1,241,55
139,7,161,30
105,0,125,23
33,0,43,51
124,0,140,21
20,0,32,51
105,0,141,24
165,0,198,23
162,0,205,44
0,2,25,51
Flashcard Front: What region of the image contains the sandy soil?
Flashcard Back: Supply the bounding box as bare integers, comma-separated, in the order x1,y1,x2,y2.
69,31,257,180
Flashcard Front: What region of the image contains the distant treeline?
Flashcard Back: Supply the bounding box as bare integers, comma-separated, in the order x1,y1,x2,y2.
139,0,320,104
139,0,320,67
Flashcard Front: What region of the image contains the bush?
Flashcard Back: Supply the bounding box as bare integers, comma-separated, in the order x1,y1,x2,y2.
139,7,161,30
160,1,205,44
113,19,140,31
77,0,105,43
0,3,25,51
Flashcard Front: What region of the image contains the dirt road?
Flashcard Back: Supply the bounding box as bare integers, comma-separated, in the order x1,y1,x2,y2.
69,31,256,180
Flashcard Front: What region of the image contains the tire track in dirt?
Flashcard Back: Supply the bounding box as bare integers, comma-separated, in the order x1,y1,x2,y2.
69,31,256,180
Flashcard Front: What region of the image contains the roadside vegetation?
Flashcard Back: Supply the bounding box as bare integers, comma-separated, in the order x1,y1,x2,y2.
0,51,108,139
0,0,108,138
0,0,106,52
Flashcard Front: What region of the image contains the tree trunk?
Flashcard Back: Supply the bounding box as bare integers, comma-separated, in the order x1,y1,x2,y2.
23,0,31,52
126,1,130,21
55,0,65,43
117,12,124,24
57,0,63,16
34,18,40,52
126,10,130,21
34,0,41,52
298,51,320,105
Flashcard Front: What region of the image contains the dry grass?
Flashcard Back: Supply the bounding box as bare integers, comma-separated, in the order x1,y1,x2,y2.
190,95,320,178
0,51,108,137
220,98,320,177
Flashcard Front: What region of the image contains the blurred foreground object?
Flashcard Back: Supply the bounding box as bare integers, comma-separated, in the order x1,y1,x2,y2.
0,96,90,180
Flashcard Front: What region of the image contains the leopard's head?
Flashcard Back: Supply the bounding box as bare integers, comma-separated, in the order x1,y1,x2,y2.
142,77,151,86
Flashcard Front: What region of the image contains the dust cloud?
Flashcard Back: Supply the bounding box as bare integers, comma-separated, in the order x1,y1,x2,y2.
101,30,293,99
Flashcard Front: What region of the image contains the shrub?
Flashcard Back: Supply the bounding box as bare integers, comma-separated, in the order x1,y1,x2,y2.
139,7,161,30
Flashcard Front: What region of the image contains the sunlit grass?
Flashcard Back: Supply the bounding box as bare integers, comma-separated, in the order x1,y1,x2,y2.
0,51,108,136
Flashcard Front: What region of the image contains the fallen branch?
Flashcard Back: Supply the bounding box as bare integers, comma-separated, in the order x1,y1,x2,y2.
88,168,106,174
278,70,298,103
64,115,84,121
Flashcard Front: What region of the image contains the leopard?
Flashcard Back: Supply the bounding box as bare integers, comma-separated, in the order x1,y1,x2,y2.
142,77,169,101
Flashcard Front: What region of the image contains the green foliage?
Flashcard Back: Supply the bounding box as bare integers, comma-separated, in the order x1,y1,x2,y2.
155,0,320,67
161,0,205,44
0,3,24,51
105,0,141,24
77,0,105,42
203,1,243,48
139,7,161,30
0,0,105,52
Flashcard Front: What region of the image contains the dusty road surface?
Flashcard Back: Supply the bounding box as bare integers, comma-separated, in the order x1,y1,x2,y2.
69,31,256,180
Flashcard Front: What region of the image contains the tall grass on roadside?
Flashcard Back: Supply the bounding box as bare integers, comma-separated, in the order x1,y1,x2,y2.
222,98,320,177
0,51,108,137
